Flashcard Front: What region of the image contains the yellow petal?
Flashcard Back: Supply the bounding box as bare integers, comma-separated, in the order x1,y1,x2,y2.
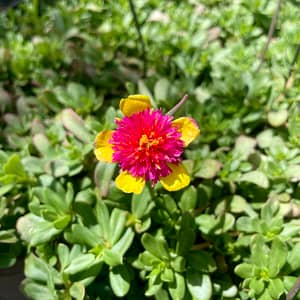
120,94,151,116
115,171,145,194
94,130,114,162
172,117,200,147
160,163,190,191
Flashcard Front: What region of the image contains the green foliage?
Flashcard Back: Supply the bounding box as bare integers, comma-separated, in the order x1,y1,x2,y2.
1,0,300,299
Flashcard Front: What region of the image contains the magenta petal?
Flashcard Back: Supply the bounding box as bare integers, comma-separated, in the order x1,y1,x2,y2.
110,109,184,184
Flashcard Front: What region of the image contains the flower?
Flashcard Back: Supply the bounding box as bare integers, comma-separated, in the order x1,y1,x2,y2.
94,95,200,194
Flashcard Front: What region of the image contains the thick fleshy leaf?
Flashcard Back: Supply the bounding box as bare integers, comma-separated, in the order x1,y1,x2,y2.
235,263,255,279
168,272,185,300
160,163,190,192
142,233,170,261
109,208,127,244
131,185,153,218
195,159,222,179
268,238,287,277
70,282,85,300
94,161,116,197
22,279,56,300
25,254,62,284
268,278,284,299
172,117,200,147
240,170,269,189
179,186,197,211
115,171,145,194
103,249,122,266
61,108,91,143
109,265,131,297
94,130,114,162
112,228,135,257
119,94,151,117
187,251,216,273
186,271,212,300
64,253,96,275
17,214,61,246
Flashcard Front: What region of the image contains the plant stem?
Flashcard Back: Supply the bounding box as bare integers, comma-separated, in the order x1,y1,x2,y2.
128,0,147,77
284,42,300,89
256,0,283,72
167,94,189,115
286,276,300,300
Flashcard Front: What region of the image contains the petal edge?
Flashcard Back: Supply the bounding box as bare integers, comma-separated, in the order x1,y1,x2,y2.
94,130,114,162
115,171,145,194
120,94,151,116
172,117,200,147
160,163,190,191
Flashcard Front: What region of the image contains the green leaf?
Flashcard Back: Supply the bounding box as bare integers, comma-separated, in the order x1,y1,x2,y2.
64,253,96,275
176,228,195,256
142,233,170,261
261,201,279,223
0,184,14,197
131,185,153,218
61,108,91,143
103,249,122,267
195,214,217,234
17,214,61,246
154,78,170,102
161,268,174,283
70,282,85,300
233,135,257,159
3,154,27,178
170,256,186,273
94,161,116,197
112,227,135,257
95,201,110,240
53,214,71,230
249,278,265,295
145,276,162,297
286,242,300,272
268,278,284,299
240,171,269,188
25,254,62,284
47,160,69,177
267,110,288,127
43,187,69,213
109,208,127,244
109,265,131,297
32,134,51,156
57,243,69,270
186,271,212,300
22,279,57,300
0,229,18,243
268,238,287,277
234,263,255,279
285,165,300,181
195,159,222,179
179,186,197,212
168,272,185,300
236,216,255,233
187,251,216,273
64,224,99,248
251,235,269,268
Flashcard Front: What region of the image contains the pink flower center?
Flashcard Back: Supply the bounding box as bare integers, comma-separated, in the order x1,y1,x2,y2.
110,109,184,183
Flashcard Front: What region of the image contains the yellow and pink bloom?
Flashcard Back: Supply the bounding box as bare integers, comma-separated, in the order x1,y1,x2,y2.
94,95,200,194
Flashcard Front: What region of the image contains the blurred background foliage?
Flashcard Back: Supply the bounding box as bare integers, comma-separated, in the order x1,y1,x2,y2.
0,0,300,299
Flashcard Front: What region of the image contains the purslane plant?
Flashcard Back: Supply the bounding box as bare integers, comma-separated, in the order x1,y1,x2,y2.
94,95,200,194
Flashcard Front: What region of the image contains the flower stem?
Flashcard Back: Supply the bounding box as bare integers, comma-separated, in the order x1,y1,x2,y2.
256,0,283,72
167,94,189,115
286,276,300,300
128,0,147,77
